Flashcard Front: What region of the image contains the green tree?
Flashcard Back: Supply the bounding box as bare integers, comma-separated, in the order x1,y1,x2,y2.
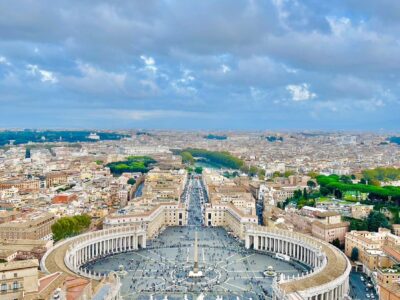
195,166,203,174
181,151,194,164
351,247,359,261
340,175,353,184
249,166,258,177
331,238,341,249
284,170,294,177
307,180,316,189
293,189,302,199
367,211,390,232
303,188,308,200
349,218,368,231
272,171,282,178
320,186,330,196
307,171,319,179
257,169,266,180
127,178,136,185
51,215,91,242
334,189,343,199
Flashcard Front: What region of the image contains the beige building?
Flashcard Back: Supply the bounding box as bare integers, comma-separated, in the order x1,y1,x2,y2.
345,228,400,274
393,224,400,237
204,203,257,239
351,204,374,219
104,168,188,238
311,211,349,244
0,259,39,300
380,281,400,300
203,169,258,239
0,212,56,240
0,180,40,192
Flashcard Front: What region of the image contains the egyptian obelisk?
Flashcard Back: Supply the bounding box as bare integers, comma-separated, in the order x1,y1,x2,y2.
188,231,203,278
193,231,199,273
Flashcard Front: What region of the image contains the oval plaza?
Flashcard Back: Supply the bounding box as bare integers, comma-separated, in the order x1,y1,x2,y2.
42,168,351,299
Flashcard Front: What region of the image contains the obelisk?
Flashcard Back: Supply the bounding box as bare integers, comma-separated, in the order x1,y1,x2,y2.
193,231,199,273
188,231,203,278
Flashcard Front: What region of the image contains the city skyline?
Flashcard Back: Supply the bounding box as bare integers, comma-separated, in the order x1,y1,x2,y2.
0,1,399,130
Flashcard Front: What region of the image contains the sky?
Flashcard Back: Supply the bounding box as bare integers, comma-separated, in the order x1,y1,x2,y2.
0,0,399,131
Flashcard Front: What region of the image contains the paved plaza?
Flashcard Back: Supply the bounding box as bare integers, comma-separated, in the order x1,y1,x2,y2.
83,176,308,299
84,226,309,299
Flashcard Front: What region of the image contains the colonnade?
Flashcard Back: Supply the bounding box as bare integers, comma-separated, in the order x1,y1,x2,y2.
63,226,146,278
244,226,351,300
246,233,324,269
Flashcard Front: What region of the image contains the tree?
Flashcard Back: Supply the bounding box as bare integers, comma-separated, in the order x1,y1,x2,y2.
51,215,91,242
127,178,136,185
307,171,319,179
320,186,330,196
349,218,368,231
334,189,343,199
331,238,341,249
195,166,203,174
249,166,258,177
303,188,308,200
258,169,266,180
340,175,352,184
272,171,282,178
351,247,359,261
367,211,390,232
293,189,302,199
307,180,316,189
181,151,194,164
284,170,294,177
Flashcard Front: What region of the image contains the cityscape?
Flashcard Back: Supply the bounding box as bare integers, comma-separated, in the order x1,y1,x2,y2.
1,1,400,300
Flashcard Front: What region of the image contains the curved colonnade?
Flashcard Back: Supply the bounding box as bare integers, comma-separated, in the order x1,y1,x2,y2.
245,225,351,300
41,225,147,300
42,224,350,300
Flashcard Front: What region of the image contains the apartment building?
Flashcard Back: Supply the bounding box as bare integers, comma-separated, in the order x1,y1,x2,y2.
0,259,39,300
0,212,56,240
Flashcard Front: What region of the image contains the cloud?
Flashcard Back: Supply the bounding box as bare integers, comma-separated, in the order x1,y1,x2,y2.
221,64,230,73
0,0,399,130
286,83,316,101
0,56,11,66
140,55,157,73
26,64,58,83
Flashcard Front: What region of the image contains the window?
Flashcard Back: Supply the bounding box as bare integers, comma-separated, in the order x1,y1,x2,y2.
1,283,6,291
13,281,18,290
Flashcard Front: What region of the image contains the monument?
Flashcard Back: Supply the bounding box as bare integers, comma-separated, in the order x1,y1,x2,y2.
188,231,204,278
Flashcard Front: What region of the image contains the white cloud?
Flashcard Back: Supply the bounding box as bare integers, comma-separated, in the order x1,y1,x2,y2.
221,64,231,73
140,55,157,73
286,83,316,101
326,17,351,37
26,64,58,83
0,56,11,66
172,69,197,96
